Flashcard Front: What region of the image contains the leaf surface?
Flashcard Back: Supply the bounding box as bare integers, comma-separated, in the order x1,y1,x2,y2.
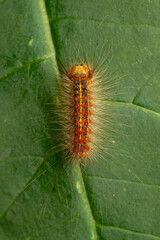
0,0,160,240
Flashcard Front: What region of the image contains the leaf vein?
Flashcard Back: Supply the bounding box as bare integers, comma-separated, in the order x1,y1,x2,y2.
109,100,160,117
96,224,160,240
49,17,160,31
0,157,44,221
85,175,160,190
0,56,51,83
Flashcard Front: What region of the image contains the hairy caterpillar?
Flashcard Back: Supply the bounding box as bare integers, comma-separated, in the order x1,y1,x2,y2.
53,46,115,166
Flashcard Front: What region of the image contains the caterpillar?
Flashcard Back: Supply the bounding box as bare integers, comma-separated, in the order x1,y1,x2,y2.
53,48,114,165
67,64,93,159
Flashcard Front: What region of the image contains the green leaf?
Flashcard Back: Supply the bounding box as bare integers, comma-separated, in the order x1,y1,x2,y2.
1,0,160,240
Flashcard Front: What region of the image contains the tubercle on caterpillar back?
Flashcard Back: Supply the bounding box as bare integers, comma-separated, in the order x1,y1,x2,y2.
66,64,93,160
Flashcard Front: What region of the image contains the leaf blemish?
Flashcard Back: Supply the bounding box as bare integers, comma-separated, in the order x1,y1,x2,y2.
28,39,34,46
76,181,82,194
